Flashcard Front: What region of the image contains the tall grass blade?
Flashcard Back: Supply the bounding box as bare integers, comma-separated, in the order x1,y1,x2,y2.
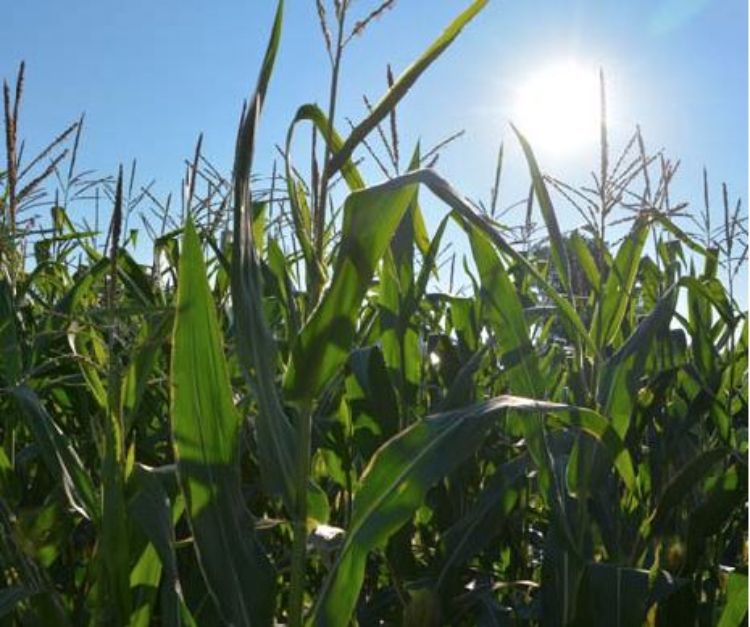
230,0,300,511
323,0,488,182
171,219,274,626
512,125,572,294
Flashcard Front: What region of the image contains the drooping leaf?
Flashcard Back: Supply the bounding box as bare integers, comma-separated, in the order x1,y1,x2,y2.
10,385,98,520
310,395,634,627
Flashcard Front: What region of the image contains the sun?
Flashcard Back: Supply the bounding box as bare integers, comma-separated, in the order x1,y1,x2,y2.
512,60,601,155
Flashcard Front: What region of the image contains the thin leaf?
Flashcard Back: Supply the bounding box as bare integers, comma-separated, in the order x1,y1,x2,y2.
323,0,488,182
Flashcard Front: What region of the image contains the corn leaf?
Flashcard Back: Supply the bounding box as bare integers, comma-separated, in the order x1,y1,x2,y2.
283,180,418,404
171,219,274,626
230,0,300,512
309,395,634,626
591,217,650,348
323,0,488,182
512,125,572,294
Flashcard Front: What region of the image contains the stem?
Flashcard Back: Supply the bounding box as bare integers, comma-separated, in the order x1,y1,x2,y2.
314,3,347,276
288,402,313,627
593,68,609,397
723,183,736,420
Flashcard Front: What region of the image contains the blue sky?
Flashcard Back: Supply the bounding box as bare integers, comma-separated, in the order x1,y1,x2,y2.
4,0,747,294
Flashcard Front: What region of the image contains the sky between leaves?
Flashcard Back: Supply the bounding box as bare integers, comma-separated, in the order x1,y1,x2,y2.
3,0,748,298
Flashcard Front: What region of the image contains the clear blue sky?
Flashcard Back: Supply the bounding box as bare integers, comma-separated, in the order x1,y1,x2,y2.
4,0,747,294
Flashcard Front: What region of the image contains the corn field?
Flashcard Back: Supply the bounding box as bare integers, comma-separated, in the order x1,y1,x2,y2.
0,1,747,625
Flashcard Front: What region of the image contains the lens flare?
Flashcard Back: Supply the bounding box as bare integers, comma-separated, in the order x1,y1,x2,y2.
513,60,601,155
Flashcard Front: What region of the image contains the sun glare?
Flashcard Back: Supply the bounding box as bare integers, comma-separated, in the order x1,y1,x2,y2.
513,61,601,155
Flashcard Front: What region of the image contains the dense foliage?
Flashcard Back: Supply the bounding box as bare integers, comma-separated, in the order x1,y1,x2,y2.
1,1,747,625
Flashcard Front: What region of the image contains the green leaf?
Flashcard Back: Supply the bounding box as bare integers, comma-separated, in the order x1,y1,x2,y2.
414,169,596,355
512,125,572,293
10,385,98,520
438,454,528,585
718,573,748,627
574,563,685,627
309,395,634,627
231,0,299,512
283,179,418,403
591,217,650,348
286,103,366,193
129,542,161,627
128,463,193,627
0,279,22,385
686,464,746,572
323,0,488,182
598,285,679,437
172,219,274,626
123,309,173,430
0,586,33,619
464,220,543,397
283,103,366,292
569,232,600,292
644,447,729,537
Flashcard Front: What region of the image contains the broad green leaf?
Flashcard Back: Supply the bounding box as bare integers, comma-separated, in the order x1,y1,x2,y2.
379,146,423,410
464,220,543,397
461,218,571,540
99,372,130,626
309,395,634,627
598,285,678,437
129,542,161,627
128,464,193,627
230,0,299,512
172,219,274,626
718,573,748,627
591,217,649,348
283,180,418,403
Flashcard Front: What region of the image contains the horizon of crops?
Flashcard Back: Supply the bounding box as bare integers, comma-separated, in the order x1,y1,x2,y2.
1,1,748,626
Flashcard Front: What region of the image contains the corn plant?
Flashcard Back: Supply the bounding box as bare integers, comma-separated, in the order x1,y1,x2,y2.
1,1,747,626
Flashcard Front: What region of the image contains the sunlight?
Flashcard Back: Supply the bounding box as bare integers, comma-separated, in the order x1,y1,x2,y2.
512,60,602,155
